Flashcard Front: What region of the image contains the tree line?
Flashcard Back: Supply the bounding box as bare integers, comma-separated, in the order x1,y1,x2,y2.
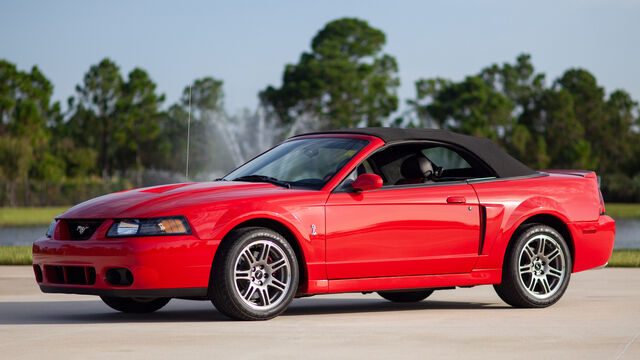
1,17,638,206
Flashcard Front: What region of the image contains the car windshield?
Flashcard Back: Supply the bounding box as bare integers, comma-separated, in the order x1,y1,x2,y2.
224,137,369,190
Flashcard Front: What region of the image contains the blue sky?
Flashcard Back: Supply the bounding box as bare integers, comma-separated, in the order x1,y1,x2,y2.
1,0,639,114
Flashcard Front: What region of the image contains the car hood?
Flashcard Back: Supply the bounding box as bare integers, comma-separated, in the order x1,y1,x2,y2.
58,181,292,219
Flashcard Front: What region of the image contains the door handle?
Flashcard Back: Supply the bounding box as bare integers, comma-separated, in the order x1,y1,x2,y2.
446,196,466,204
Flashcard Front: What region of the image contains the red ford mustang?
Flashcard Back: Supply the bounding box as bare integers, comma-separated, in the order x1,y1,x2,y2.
32,128,615,320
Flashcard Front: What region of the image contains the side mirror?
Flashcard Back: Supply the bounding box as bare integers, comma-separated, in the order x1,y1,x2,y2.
351,173,383,192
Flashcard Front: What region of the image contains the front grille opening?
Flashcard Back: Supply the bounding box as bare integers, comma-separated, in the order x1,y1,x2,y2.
44,265,64,284
105,268,134,287
33,265,43,283
64,219,104,240
44,265,96,285
86,267,96,284
66,267,86,284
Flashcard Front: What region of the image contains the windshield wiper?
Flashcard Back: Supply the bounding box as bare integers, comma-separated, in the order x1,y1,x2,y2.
233,175,291,189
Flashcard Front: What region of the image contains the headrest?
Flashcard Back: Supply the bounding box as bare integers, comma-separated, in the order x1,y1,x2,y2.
400,155,434,179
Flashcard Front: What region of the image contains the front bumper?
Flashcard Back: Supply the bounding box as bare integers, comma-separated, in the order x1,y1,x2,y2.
32,234,220,297
39,285,208,298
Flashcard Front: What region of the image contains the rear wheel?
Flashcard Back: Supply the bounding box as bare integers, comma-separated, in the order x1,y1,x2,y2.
100,296,170,313
377,289,434,302
210,227,299,320
494,224,572,308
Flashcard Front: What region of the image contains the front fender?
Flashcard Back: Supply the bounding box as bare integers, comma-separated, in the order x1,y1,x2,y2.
191,196,329,293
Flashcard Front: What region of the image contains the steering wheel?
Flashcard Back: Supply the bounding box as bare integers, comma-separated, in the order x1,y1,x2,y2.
423,163,443,182
431,164,443,178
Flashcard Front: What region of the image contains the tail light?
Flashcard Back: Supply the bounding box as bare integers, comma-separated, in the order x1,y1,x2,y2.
597,175,605,215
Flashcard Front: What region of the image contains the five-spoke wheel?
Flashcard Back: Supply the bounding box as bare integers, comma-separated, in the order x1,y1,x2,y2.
494,224,572,307
233,240,292,311
210,227,299,320
517,234,566,299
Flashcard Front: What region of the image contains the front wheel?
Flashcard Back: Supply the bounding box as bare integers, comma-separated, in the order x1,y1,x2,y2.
494,224,572,308
377,289,434,302
210,227,299,320
100,296,170,313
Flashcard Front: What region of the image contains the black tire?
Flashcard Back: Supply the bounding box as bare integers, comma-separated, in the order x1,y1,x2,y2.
100,296,170,313
494,224,572,308
377,289,434,302
210,227,299,321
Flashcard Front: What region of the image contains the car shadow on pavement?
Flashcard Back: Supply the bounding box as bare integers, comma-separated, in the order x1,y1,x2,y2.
283,297,508,316
0,297,508,324
0,300,228,324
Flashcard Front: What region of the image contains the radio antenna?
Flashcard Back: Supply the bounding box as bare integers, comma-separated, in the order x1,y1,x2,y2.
185,84,192,181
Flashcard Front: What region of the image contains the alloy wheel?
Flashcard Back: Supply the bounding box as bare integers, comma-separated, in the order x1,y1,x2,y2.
517,234,566,300
233,240,292,311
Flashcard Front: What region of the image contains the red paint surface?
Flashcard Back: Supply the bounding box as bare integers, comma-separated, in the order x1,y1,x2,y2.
32,134,615,296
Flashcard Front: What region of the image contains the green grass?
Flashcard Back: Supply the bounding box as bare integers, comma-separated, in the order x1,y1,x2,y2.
1,246,638,267
0,206,69,227
0,246,32,265
605,203,640,219
608,249,640,268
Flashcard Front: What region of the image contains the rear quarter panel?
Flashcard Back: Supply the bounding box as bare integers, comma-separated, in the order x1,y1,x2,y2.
471,173,602,271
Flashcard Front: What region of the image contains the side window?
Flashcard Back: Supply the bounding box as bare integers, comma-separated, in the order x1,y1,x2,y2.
342,159,375,184
422,147,470,171
374,152,412,186
336,142,494,191
341,146,418,187
361,160,374,174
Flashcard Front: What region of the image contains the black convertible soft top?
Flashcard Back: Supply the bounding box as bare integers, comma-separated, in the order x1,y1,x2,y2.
295,127,536,178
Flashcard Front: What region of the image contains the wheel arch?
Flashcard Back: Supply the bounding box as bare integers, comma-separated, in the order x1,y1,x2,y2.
506,213,575,267
212,217,308,293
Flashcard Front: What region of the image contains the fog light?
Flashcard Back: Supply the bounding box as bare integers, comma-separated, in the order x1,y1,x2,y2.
105,268,134,286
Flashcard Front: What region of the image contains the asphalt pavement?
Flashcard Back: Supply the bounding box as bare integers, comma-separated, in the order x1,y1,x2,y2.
0,266,638,359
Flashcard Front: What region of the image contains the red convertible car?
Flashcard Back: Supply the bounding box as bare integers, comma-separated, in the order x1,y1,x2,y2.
32,128,615,320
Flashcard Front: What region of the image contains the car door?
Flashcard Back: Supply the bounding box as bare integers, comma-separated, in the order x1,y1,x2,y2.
325,183,480,279
325,143,485,279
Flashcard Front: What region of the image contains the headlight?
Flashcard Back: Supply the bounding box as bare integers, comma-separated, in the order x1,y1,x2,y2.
46,220,57,238
107,216,191,237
